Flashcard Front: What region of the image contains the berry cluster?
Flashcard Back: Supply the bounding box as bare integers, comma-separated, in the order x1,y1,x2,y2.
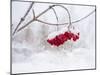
47,32,79,47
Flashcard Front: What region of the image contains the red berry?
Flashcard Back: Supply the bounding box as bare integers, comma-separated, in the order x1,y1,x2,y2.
47,31,80,46
72,34,79,41
55,36,61,46
66,32,73,40
57,34,65,43
47,39,53,45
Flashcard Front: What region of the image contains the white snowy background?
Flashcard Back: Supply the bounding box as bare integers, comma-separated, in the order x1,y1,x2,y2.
12,1,95,74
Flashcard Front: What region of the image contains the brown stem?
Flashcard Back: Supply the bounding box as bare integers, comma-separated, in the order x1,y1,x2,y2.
16,5,71,34
32,8,35,19
51,7,59,30
16,5,56,34
36,9,95,25
14,3,95,35
17,19,34,32
13,2,34,35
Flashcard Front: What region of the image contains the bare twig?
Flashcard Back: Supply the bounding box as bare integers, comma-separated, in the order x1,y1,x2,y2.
14,4,95,35
36,9,95,25
16,5,71,34
16,5,56,33
55,5,72,31
13,2,34,35
51,7,59,30
17,19,34,32
32,8,35,19
23,2,34,18
36,5,55,18
51,8,58,23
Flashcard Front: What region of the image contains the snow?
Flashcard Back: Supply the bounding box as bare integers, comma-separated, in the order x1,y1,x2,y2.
47,27,68,39
12,48,95,74
12,1,96,74
47,26,79,39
